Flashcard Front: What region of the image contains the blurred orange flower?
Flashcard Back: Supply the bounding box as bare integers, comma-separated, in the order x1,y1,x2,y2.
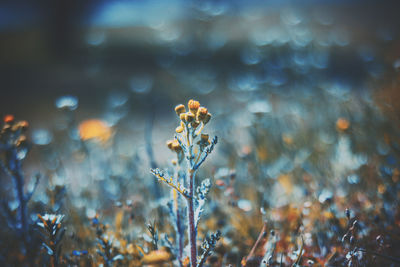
78,119,111,142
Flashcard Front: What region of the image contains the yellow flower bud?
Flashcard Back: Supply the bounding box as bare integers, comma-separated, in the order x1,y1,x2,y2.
171,140,182,152
197,107,208,121
188,99,200,114
174,104,186,116
17,120,29,131
175,125,184,133
166,140,174,150
201,134,209,142
180,113,186,122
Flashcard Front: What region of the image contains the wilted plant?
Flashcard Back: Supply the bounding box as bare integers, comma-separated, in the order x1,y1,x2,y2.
151,99,220,266
37,213,65,267
91,215,124,267
0,115,40,261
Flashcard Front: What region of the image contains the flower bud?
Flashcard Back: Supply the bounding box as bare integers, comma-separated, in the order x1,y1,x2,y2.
197,107,208,121
201,134,209,142
179,113,186,122
18,121,29,131
166,140,174,150
17,135,27,146
175,104,186,116
171,140,182,152
4,114,14,124
188,99,200,114
175,125,184,133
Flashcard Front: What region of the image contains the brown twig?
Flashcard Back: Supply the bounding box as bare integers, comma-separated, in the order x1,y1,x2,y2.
243,221,268,266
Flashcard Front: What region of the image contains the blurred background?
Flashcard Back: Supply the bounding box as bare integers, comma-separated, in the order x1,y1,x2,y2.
1,0,400,120
1,0,400,203
1,1,400,265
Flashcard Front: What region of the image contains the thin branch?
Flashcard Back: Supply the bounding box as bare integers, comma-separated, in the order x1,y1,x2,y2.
193,136,218,170
151,169,189,199
357,248,400,264
198,231,221,267
292,235,304,267
244,221,268,265
174,134,187,154
25,174,41,202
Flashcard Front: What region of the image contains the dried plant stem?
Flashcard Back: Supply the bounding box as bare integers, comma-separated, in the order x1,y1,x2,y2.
187,170,197,267
13,171,28,238
357,248,400,264
176,205,184,267
244,221,268,265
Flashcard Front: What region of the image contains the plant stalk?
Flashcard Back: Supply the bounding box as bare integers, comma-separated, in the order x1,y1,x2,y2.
187,170,197,267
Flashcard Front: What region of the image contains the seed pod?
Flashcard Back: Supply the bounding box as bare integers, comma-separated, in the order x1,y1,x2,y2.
175,104,186,116
188,99,200,114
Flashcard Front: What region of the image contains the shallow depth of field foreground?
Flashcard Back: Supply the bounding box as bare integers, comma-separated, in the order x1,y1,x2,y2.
1,1,400,266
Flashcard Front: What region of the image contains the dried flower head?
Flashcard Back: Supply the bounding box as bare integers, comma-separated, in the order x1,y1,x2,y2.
4,114,14,124
166,140,174,150
197,107,208,121
201,134,209,142
18,120,29,130
176,125,184,133
175,104,186,116
188,99,200,114
179,113,186,122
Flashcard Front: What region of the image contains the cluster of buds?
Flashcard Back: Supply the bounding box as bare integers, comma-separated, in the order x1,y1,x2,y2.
0,115,30,169
198,134,211,149
166,139,182,153
1,115,29,146
174,100,211,134
167,100,213,163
